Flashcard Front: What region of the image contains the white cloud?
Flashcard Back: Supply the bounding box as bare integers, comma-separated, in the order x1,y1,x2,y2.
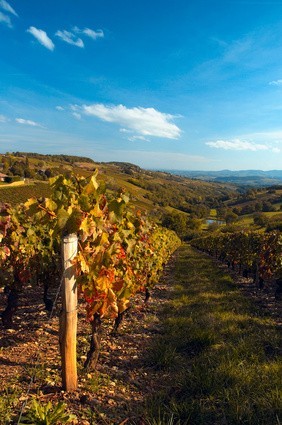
55,30,84,48
0,0,17,16
0,11,11,27
206,139,268,151
56,106,64,111
243,130,282,142
82,103,181,139
269,79,282,86
70,104,80,111
82,28,104,40
128,135,150,142
16,118,43,127
72,112,81,120
119,127,149,141
27,26,55,51
83,28,104,39
73,26,104,40
0,114,8,123
209,131,282,155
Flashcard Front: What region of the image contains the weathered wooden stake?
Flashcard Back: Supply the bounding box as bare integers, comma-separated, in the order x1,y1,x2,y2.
60,233,78,391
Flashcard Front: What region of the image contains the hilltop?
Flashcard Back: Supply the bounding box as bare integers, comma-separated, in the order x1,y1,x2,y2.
2,152,282,237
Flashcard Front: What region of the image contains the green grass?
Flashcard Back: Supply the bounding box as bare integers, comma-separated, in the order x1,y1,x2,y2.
142,245,282,425
0,381,21,425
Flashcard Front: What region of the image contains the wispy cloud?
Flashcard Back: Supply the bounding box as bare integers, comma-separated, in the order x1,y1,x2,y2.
82,103,181,139
16,118,44,127
55,27,104,47
206,139,269,151
70,104,80,111
128,135,150,142
73,26,104,40
27,26,55,51
55,30,84,48
223,38,253,63
0,0,17,16
56,106,64,111
83,28,104,39
269,79,282,86
72,112,81,120
0,11,11,27
0,114,8,123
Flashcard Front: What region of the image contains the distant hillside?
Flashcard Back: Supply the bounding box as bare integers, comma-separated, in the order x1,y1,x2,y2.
162,169,282,187
2,153,282,238
0,153,238,217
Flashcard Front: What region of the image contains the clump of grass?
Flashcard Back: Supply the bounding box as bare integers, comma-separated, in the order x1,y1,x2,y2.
141,244,282,425
0,384,21,425
145,339,179,370
82,371,111,392
141,396,190,425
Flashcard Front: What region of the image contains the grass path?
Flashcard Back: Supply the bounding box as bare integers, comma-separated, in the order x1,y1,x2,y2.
142,244,281,424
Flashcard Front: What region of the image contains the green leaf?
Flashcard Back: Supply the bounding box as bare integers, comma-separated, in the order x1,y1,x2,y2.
56,208,70,231
65,208,83,234
24,198,39,216
108,199,126,218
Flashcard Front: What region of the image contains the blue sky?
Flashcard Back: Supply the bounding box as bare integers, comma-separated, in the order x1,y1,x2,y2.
2,0,282,170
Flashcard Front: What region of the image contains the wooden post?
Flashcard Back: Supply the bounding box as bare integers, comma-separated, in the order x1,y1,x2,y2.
60,233,78,391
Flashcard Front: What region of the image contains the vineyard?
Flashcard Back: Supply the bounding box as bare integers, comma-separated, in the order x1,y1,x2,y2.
0,172,181,423
0,182,51,206
0,171,281,424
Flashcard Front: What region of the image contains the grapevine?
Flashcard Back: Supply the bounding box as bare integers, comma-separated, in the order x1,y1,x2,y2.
0,171,181,370
191,230,282,290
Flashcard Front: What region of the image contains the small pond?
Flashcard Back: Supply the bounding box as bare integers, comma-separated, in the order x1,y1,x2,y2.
206,219,225,225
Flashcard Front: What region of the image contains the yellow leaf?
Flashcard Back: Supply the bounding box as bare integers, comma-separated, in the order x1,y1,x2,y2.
100,232,109,246
83,174,99,195
96,276,109,291
117,299,130,314
107,288,117,303
45,198,57,212
90,202,103,218
77,252,89,273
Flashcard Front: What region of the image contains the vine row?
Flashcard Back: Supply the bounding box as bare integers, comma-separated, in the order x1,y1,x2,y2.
0,171,181,369
191,230,282,296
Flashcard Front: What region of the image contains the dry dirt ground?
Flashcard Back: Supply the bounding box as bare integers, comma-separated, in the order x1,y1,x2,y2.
0,257,178,425
0,250,281,424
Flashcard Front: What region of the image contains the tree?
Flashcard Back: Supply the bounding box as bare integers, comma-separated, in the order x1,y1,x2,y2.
253,213,268,227
162,211,189,239
262,201,275,212
225,211,238,224
45,168,53,178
